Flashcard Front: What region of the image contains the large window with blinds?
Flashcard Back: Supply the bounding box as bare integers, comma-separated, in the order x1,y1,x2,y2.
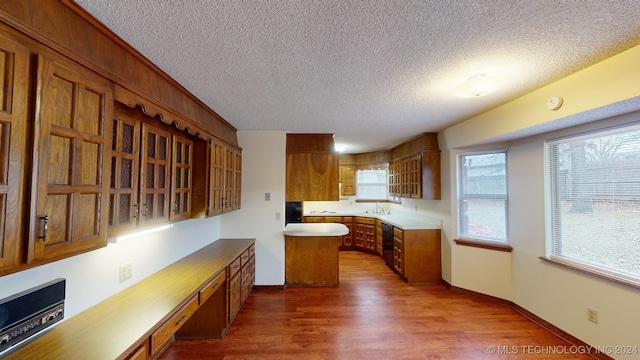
457,150,508,243
547,122,640,285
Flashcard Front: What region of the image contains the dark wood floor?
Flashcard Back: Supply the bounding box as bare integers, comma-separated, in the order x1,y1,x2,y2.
160,251,594,359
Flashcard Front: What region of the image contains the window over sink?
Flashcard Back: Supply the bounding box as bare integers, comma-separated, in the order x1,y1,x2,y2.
356,169,388,200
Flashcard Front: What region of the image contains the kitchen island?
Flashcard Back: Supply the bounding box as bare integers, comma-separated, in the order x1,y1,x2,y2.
284,223,349,286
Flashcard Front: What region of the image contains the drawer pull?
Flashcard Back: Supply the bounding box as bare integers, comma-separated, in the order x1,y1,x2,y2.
211,282,220,289
175,315,187,327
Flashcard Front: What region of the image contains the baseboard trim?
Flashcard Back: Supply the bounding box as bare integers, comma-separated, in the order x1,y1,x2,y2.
441,280,613,360
252,285,285,291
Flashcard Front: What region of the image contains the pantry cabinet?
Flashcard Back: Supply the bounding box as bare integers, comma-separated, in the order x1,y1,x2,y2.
29,52,114,263
0,33,29,272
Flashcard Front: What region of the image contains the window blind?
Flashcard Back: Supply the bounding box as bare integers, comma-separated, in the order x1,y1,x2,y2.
547,122,640,280
457,150,508,243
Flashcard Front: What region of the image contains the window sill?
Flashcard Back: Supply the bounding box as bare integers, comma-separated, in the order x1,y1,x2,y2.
540,256,640,291
454,238,512,253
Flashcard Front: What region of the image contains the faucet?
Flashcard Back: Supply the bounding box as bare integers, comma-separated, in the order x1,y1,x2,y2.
375,202,385,215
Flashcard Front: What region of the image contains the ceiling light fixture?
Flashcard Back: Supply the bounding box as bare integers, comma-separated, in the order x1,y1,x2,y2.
334,145,345,153
453,74,501,98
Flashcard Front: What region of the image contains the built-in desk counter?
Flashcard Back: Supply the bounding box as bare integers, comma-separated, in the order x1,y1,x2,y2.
284,223,348,286
3,239,255,360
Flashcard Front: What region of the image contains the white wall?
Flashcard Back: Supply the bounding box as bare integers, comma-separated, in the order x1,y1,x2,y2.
508,113,640,357
0,216,221,318
439,44,640,358
220,130,286,285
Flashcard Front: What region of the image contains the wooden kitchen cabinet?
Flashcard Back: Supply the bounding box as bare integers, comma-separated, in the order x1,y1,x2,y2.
324,216,353,250
392,227,442,284
376,219,383,255
207,138,242,216
29,52,114,263
388,133,440,200
286,134,339,202
354,217,375,252
170,133,193,220
339,165,356,196
0,33,29,273
109,103,206,235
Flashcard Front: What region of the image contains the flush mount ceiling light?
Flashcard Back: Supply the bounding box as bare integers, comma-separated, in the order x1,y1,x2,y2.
453,74,501,98
334,145,346,152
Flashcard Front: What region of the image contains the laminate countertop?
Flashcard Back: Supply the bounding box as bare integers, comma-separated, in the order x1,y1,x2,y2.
284,223,349,237
303,211,441,230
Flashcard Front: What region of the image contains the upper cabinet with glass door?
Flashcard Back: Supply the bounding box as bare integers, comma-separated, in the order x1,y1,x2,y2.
109,103,203,237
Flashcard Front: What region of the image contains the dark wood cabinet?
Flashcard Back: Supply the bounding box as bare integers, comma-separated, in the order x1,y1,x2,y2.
109,105,202,236
29,52,114,263
393,227,441,284
0,33,29,272
388,133,440,200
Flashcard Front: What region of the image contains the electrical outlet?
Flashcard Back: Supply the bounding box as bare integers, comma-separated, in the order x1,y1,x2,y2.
275,212,281,220
265,192,270,201
587,307,598,324
119,262,133,282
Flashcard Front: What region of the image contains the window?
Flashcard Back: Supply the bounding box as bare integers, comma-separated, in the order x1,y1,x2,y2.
547,123,640,284
457,150,508,243
356,169,388,200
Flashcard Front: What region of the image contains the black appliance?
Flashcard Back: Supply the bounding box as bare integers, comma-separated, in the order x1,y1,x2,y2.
285,201,302,225
0,279,66,354
381,222,394,269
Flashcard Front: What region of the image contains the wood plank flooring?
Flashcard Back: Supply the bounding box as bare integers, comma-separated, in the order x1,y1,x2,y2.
160,251,594,359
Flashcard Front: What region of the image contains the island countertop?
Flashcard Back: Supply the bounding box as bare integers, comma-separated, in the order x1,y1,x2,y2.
284,223,349,237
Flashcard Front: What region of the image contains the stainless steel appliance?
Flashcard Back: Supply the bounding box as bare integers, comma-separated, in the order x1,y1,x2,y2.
0,279,65,354
381,222,394,269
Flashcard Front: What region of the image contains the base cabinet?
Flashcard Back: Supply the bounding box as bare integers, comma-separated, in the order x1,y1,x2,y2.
354,217,376,252
393,228,441,284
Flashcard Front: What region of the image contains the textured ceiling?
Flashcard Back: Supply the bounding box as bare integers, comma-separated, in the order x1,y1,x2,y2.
75,0,640,153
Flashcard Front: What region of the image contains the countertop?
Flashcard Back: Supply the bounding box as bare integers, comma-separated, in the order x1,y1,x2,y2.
303,211,441,230
284,223,349,236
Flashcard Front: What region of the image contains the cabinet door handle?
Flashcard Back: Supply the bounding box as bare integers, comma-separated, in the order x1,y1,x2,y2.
133,204,139,218
175,315,187,327
142,204,148,217
39,215,49,241
173,200,178,213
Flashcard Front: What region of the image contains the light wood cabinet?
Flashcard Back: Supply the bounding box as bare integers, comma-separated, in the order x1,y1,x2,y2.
0,33,29,272
354,217,375,252
139,123,172,227
207,138,242,216
29,52,113,263
150,294,199,355
227,246,254,326
170,133,193,220
339,165,356,196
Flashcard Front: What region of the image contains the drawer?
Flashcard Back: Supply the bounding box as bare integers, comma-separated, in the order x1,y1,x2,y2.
229,256,241,277
303,216,324,223
240,249,250,266
324,216,342,223
355,217,376,225
342,216,353,223
248,243,256,259
150,294,199,355
199,271,226,305
393,227,404,239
